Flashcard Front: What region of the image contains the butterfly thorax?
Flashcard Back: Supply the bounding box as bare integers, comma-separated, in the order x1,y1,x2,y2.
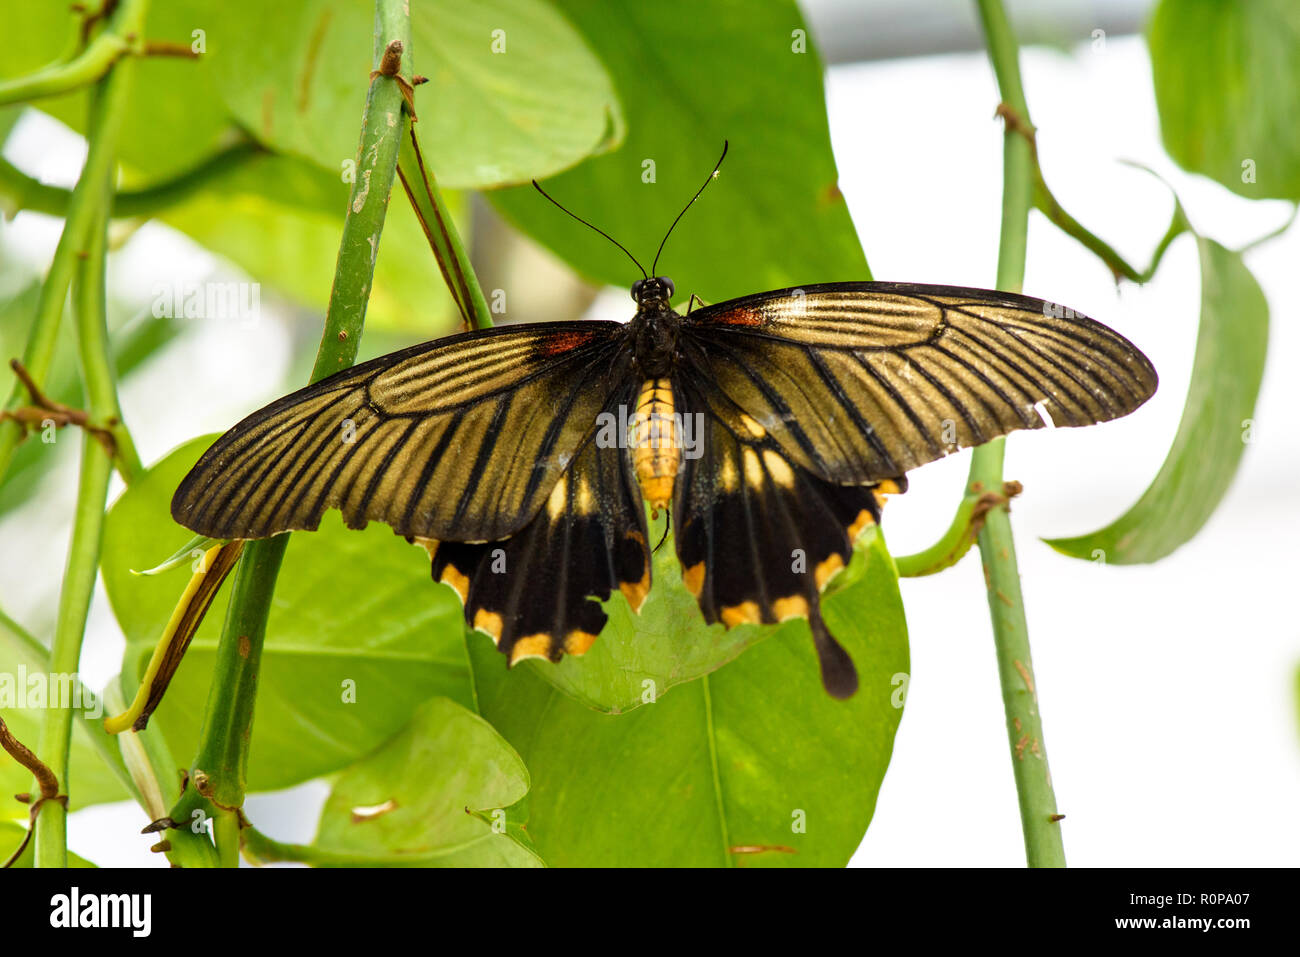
627,278,681,378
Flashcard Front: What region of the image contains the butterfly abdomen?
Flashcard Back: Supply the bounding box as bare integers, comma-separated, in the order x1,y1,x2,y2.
630,377,679,515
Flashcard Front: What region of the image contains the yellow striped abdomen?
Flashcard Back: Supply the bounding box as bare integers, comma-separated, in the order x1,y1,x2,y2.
631,377,678,515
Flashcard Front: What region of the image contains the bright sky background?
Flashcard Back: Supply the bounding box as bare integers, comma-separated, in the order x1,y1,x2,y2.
2,33,1297,867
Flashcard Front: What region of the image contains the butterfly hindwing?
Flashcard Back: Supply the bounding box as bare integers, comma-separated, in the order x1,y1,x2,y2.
172,322,631,542
671,371,905,698
682,281,1158,484
422,396,652,667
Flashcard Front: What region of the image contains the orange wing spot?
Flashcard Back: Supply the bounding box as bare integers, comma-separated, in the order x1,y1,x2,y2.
620,564,651,612
720,602,762,627
534,329,598,357
848,508,876,541
439,565,470,604
563,630,599,656
683,561,706,597
815,554,844,590
873,478,903,510
473,609,504,643
509,633,553,665
772,595,810,621
412,537,438,560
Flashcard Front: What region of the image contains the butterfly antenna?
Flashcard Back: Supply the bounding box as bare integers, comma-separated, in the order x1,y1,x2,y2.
650,140,729,277
531,180,647,279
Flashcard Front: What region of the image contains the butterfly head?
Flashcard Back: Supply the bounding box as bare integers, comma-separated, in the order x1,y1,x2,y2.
632,276,675,307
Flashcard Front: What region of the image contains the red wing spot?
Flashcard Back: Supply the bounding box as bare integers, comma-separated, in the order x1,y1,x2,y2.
713,307,766,327
535,329,598,357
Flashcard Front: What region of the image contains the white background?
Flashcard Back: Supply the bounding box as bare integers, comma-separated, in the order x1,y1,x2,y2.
2,34,1297,867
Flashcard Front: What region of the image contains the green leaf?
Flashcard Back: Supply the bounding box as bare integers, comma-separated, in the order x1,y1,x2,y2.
1046,237,1269,562
0,615,130,817
471,529,908,867
0,820,95,867
1149,0,1300,200
303,698,540,867
100,436,473,791
205,0,622,189
526,513,882,713
490,0,869,302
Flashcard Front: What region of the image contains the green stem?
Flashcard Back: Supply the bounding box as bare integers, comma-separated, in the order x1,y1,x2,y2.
212,808,241,869
895,492,984,577
167,0,414,867
186,537,284,812
973,0,1066,868
32,433,113,867
73,205,142,486
0,140,265,221
0,0,146,106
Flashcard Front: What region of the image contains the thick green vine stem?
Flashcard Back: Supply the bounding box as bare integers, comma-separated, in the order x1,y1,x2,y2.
165,0,416,867
973,0,1066,868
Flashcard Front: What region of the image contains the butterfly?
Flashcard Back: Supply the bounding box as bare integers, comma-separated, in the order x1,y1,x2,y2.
170,149,1157,699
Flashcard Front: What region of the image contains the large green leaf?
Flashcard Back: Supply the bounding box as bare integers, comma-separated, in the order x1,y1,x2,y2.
471,529,908,867
300,698,540,866
204,0,621,189
1046,237,1269,562
522,513,888,714
100,437,472,791
1149,0,1300,200
490,0,869,303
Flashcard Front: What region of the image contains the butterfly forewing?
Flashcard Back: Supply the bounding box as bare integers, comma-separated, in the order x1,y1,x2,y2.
171,321,631,542
682,282,1158,485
